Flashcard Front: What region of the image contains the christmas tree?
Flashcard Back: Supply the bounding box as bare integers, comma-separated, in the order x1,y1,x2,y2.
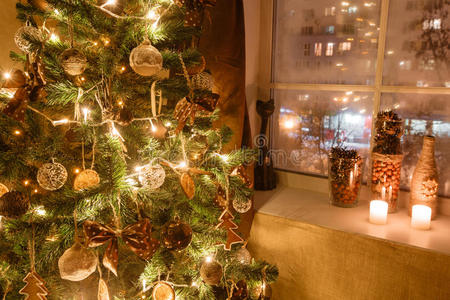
0,0,277,299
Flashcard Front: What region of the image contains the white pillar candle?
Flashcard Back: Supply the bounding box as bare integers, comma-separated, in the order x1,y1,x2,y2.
411,205,431,230
369,200,388,225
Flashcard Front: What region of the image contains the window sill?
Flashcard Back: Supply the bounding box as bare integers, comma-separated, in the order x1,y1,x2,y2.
254,171,450,255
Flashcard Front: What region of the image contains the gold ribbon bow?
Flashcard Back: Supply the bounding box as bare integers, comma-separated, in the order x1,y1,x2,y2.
83,219,160,276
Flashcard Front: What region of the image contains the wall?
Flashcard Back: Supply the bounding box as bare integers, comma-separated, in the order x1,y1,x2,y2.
0,0,22,70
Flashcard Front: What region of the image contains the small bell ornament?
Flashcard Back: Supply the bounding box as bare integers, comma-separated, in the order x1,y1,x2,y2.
129,39,163,76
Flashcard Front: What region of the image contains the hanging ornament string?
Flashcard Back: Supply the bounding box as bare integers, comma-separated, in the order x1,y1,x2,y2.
150,81,158,118
73,209,79,244
178,54,193,98
74,88,84,122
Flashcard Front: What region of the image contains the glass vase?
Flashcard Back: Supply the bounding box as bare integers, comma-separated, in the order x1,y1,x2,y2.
328,156,363,208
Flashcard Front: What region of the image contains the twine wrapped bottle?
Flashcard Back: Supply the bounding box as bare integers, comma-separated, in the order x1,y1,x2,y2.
409,136,439,219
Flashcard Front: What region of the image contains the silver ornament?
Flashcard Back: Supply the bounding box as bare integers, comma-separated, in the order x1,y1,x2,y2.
58,242,97,281
232,198,252,214
234,247,252,264
191,72,214,91
14,26,42,53
129,39,163,76
60,48,88,76
138,164,166,189
37,162,68,191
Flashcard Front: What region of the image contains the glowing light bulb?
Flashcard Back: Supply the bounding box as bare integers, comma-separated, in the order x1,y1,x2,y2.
219,154,229,162
54,9,60,15
283,119,295,129
360,109,366,114
34,189,38,193
102,0,116,7
191,281,198,287
120,66,126,72
177,161,187,169
146,9,158,20
14,130,21,135
82,107,90,122
53,119,69,125
24,180,30,186
93,41,99,46
3,72,11,79
164,121,172,127
345,91,353,95
74,168,81,174
35,207,46,216
110,123,125,141
205,256,213,263
50,33,59,42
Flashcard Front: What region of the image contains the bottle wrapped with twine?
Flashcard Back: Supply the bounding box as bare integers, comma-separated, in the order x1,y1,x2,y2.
409,136,439,219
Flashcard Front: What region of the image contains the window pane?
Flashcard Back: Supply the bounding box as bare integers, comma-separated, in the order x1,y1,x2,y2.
272,89,373,175
273,0,381,84
380,93,450,197
383,1,450,87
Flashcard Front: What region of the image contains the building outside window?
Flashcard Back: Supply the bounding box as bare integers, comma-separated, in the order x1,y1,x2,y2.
272,0,450,197
326,25,335,34
304,43,311,56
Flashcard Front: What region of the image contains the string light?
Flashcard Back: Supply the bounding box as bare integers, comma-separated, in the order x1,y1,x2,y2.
164,121,172,127
35,206,46,216
283,119,295,129
93,41,99,46
33,189,38,193
53,119,69,126
101,0,116,8
146,9,158,21
191,281,198,288
74,168,81,174
13,130,22,135
205,255,213,263
54,9,60,15
82,107,90,122
3,72,11,79
24,180,30,186
120,66,126,73
176,161,187,169
110,122,125,141
50,33,59,42
219,154,229,162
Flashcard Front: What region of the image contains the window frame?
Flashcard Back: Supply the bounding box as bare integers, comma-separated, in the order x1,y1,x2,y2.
261,0,450,171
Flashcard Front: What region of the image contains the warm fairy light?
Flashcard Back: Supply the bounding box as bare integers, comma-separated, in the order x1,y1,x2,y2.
34,189,38,193
35,206,46,216
176,161,187,169
387,50,394,55
103,39,111,46
82,107,90,122
74,168,81,174
360,109,366,114
336,63,343,67
54,9,60,15
101,0,116,7
342,97,348,103
50,33,59,42
205,256,213,263
191,281,198,287
151,124,157,132
14,130,22,135
345,91,353,95
120,66,126,72
394,103,400,109
80,76,86,82
111,122,125,141
3,72,11,79
164,121,172,127
142,279,147,291
93,41,99,46
341,1,349,6
219,154,229,162
53,119,69,125
117,99,124,106
146,9,158,21
24,180,30,186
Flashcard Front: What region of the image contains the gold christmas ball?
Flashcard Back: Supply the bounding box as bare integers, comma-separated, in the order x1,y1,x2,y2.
37,162,68,191
60,48,88,76
138,164,166,190
200,259,223,285
58,242,97,281
152,282,175,300
0,183,9,198
129,40,163,77
14,26,42,53
74,169,100,191
0,191,29,219
161,219,192,251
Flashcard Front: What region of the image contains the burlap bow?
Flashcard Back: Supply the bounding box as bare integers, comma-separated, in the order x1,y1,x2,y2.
83,219,160,276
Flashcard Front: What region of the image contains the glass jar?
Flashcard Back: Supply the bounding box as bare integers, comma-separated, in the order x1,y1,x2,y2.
328,156,363,208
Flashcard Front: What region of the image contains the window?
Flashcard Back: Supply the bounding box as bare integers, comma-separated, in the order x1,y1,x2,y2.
301,26,314,35
272,0,450,197
339,42,352,51
314,43,322,56
304,43,311,56
325,6,336,16
325,25,335,34
325,43,334,56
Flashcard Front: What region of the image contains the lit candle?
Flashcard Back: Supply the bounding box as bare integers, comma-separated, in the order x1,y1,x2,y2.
411,205,431,230
369,200,388,225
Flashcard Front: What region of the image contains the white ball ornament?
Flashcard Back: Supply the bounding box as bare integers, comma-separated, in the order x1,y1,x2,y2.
232,198,252,214
37,162,68,191
138,164,166,189
14,25,42,53
129,39,163,76
234,246,252,265
58,242,98,281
